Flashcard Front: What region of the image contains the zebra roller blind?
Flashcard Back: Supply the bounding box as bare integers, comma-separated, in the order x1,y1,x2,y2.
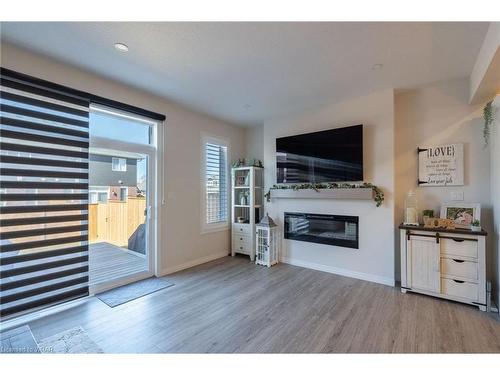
0,68,90,318
205,142,228,224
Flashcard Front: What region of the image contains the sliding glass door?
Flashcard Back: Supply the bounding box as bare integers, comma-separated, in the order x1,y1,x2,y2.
1,69,161,319
88,105,157,293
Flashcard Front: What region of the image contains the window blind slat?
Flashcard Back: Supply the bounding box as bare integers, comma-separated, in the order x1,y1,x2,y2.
0,142,89,159
0,276,89,305
1,214,88,227
0,168,88,179
0,181,88,190
0,245,88,266
1,224,88,240
0,235,88,253
0,193,88,201
0,104,89,127
0,287,89,317
0,90,89,118
0,116,89,138
0,155,88,169
0,128,89,148
0,204,88,214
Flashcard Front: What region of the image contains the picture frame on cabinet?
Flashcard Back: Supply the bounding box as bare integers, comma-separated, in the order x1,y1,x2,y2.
440,202,481,229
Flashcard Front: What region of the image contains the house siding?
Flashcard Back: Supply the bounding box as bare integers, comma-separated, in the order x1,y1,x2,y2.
89,154,138,187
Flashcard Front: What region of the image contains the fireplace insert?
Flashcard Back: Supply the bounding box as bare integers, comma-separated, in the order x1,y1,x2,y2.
284,212,359,249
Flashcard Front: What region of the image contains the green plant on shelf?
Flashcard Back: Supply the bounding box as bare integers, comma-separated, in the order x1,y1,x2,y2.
422,209,434,218
264,182,384,207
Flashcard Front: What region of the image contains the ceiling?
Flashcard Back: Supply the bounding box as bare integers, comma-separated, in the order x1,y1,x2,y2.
0,22,489,126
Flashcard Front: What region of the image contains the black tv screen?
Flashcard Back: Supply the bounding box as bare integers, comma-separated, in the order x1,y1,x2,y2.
276,124,363,183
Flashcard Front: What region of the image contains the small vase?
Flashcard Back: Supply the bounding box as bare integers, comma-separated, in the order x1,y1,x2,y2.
471,225,481,232
240,195,247,206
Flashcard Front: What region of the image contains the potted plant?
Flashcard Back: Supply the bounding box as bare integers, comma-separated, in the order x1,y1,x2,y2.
421,209,434,226
471,219,481,232
422,209,434,220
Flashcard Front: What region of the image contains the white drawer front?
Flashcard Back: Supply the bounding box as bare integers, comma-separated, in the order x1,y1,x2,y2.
441,278,478,301
441,258,478,281
233,223,252,235
233,234,251,247
233,241,252,255
441,238,477,259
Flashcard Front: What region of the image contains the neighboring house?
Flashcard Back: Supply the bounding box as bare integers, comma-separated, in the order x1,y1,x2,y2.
206,175,222,222
89,154,141,203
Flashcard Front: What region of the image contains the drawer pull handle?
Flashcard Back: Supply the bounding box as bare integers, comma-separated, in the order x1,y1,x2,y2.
452,279,465,284
452,259,465,263
240,228,243,231
452,238,465,242
239,246,243,250
240,238,243,240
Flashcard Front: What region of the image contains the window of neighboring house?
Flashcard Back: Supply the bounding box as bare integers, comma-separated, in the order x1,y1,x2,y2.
202,136,229,232
89,187,109,203
98,192,108,203
112,157,127,172
120,187,127,201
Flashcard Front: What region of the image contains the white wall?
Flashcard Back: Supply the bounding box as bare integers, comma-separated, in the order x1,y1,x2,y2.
263,90,396,286
0,43,247,275
394,78,493,287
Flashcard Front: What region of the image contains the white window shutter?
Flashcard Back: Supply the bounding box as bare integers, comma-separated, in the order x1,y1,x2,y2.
205,142,228,224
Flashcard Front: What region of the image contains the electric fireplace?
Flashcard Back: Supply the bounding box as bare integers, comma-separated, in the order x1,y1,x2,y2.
284,212,359,249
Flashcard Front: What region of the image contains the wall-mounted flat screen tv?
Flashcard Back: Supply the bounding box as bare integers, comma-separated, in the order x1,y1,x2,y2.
276,124,363,183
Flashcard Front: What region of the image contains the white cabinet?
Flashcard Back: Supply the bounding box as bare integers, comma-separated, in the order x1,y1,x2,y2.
231,166,264,261
400,226,487,311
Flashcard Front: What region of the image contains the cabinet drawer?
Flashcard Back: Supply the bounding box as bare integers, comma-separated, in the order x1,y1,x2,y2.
441,258,477,281
232,223,252,235
233,234,251,247
440,238,477,259
441,278,478,301
233,242,252,255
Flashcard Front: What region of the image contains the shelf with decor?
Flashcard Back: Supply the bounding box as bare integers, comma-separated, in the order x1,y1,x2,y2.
265,182,384,207
231,166,264,261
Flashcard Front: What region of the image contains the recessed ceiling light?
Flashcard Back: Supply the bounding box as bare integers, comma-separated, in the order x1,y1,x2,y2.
114,43,129,52
372,63,383,70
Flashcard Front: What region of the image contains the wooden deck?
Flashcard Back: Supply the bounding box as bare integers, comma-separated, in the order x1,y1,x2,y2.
89,242,148,285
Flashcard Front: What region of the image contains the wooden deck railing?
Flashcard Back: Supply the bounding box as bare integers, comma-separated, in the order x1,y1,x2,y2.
88,197,146,247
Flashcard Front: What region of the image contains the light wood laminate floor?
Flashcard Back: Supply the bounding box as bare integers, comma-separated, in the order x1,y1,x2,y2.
17,256,500,353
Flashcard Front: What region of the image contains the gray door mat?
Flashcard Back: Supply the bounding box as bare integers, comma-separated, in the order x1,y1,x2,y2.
96,277,174,307
0,325,39,353
37,326,103,354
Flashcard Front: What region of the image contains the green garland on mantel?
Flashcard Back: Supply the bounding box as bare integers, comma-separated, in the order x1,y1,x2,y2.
265,182,385,207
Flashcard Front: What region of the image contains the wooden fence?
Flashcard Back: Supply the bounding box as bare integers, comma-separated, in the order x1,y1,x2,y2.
89,197,146,247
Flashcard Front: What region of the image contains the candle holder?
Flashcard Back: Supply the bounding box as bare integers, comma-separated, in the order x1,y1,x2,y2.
403,190,419,226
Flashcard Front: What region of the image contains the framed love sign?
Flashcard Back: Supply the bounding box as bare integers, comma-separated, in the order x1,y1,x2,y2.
418,143,464,186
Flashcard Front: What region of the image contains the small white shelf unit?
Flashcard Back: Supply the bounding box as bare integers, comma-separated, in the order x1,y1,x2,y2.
231,166,264,261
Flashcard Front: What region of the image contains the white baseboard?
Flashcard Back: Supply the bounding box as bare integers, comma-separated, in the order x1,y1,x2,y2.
280,257,395,287
160,251,229,276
